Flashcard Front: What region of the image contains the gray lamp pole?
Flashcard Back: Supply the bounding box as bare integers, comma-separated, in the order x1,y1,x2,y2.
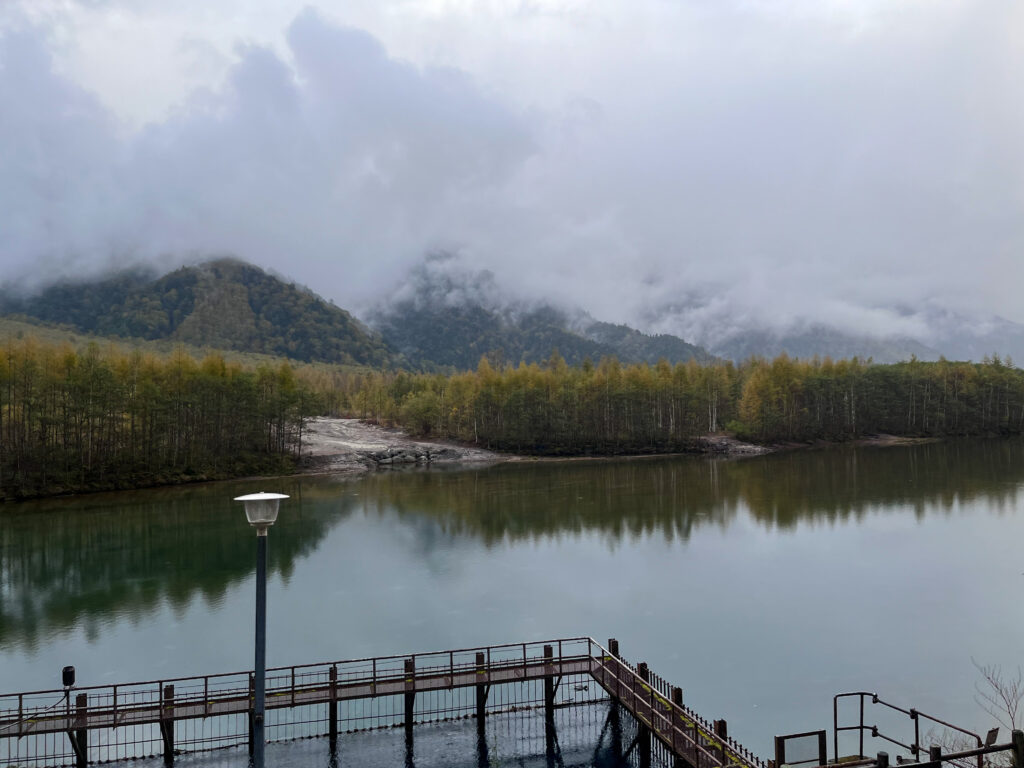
234,492,289,768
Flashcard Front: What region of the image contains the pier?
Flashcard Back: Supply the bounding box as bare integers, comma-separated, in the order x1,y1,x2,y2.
0,637,765,768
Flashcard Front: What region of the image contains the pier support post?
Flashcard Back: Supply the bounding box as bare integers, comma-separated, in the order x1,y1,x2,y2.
544,645,556,757
610,698,623,759
672,687,683,710
160,684,175,765
544,645,556,723
715,719,729,765
66,693,88,768
475,652,488,733
672,688,684,768
248,674,255,758
328,665,338,754
477,726,490,768
637,663,652,768
1011,730,1024,768
404,658,416,738
405,727,415,768
606,638,623,761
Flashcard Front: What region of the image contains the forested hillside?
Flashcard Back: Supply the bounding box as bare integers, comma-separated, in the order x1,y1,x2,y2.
371,283,713,370
0,259,392,367
0,339,315,499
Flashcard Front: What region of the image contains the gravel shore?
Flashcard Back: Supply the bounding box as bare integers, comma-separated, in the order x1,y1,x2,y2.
299,419,770,476
300,418,504,474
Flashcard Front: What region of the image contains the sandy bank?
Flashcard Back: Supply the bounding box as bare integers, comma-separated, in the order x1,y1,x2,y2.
299,419,771,476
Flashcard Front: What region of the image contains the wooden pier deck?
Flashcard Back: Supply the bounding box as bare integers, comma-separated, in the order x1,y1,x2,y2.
0,637,765,768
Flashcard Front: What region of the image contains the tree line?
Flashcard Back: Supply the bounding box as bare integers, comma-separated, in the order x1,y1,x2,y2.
328,353,1024,451
5,334,1023,498
1,339,313,499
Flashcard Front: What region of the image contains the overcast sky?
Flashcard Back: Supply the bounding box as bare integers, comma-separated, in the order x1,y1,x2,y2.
1,0,1022,345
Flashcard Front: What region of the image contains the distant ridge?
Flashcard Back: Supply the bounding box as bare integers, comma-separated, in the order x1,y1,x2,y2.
710,324,941,364
368,256,715,370
0,259,392,367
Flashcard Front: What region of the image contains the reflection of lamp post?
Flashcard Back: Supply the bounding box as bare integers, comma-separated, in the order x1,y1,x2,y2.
234,492,289,768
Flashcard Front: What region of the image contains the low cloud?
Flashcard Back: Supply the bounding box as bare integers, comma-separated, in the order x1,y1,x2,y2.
1,1,1022,348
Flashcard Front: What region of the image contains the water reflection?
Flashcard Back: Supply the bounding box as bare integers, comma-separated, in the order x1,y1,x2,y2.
2,439,1023,654
0,478,357,652
360,439,1024,543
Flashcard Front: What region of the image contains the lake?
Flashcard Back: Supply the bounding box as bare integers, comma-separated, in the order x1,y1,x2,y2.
2,439,1023,762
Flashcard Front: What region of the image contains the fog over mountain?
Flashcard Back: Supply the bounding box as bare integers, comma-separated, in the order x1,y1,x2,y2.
2,1,1022,360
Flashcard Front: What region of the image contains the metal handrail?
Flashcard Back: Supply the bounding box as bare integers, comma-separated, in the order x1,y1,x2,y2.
809,732,1024,768
834,692,985,767
587,639,765,768
1,636,595,699
1,636,766,768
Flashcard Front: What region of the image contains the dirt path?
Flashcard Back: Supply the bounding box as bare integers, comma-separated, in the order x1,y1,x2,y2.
300,418,504,474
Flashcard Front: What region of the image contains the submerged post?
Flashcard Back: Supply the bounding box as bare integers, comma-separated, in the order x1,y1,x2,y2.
404,658,416,737
73,693,88,768
160,684,175,764
248,674,255,757
544,645,556,757
638,662,652,768
544,645,556,722
475,652,488,731
328,665,338,754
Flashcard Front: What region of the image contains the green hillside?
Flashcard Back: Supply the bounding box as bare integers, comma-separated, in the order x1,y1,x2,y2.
0,259,392,367
371,274,714,370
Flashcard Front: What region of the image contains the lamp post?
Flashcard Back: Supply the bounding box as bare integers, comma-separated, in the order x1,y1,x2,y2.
234,491,289,768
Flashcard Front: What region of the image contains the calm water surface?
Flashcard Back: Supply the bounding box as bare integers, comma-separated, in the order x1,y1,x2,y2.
2,440,1023,758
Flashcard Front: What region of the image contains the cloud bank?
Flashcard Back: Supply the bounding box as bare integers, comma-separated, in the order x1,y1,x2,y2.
1,1,1022,347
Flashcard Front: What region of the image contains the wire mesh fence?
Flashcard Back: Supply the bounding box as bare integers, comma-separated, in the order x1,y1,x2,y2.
0,637,763,768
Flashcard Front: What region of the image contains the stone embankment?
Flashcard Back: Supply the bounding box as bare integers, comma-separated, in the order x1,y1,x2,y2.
300,418,503,474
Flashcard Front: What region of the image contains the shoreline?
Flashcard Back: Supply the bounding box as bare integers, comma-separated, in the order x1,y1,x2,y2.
297,417,776,477
0,421,951,503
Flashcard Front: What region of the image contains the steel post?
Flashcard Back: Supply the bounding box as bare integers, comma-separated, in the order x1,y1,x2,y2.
254,532,268,768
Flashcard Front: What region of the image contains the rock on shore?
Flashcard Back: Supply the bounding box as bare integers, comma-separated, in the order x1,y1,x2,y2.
698,434,773,456
300,418,503,474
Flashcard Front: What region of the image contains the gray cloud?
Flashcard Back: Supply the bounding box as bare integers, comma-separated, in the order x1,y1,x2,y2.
1,1,1022,350
1,8,535,306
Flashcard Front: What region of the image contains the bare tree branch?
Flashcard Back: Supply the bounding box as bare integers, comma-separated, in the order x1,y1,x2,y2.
973,659,1024,732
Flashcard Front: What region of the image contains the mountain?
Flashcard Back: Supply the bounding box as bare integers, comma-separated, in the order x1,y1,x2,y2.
0,259,392,367
639,296,1024,364
581,320,717,365
910,309,1024,364
369,257,714,370
710,324,942,364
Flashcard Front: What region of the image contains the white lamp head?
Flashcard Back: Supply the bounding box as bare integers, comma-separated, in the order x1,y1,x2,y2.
234,492,289,534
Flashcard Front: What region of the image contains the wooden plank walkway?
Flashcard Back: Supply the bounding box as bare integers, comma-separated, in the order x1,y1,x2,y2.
0,637,765,768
